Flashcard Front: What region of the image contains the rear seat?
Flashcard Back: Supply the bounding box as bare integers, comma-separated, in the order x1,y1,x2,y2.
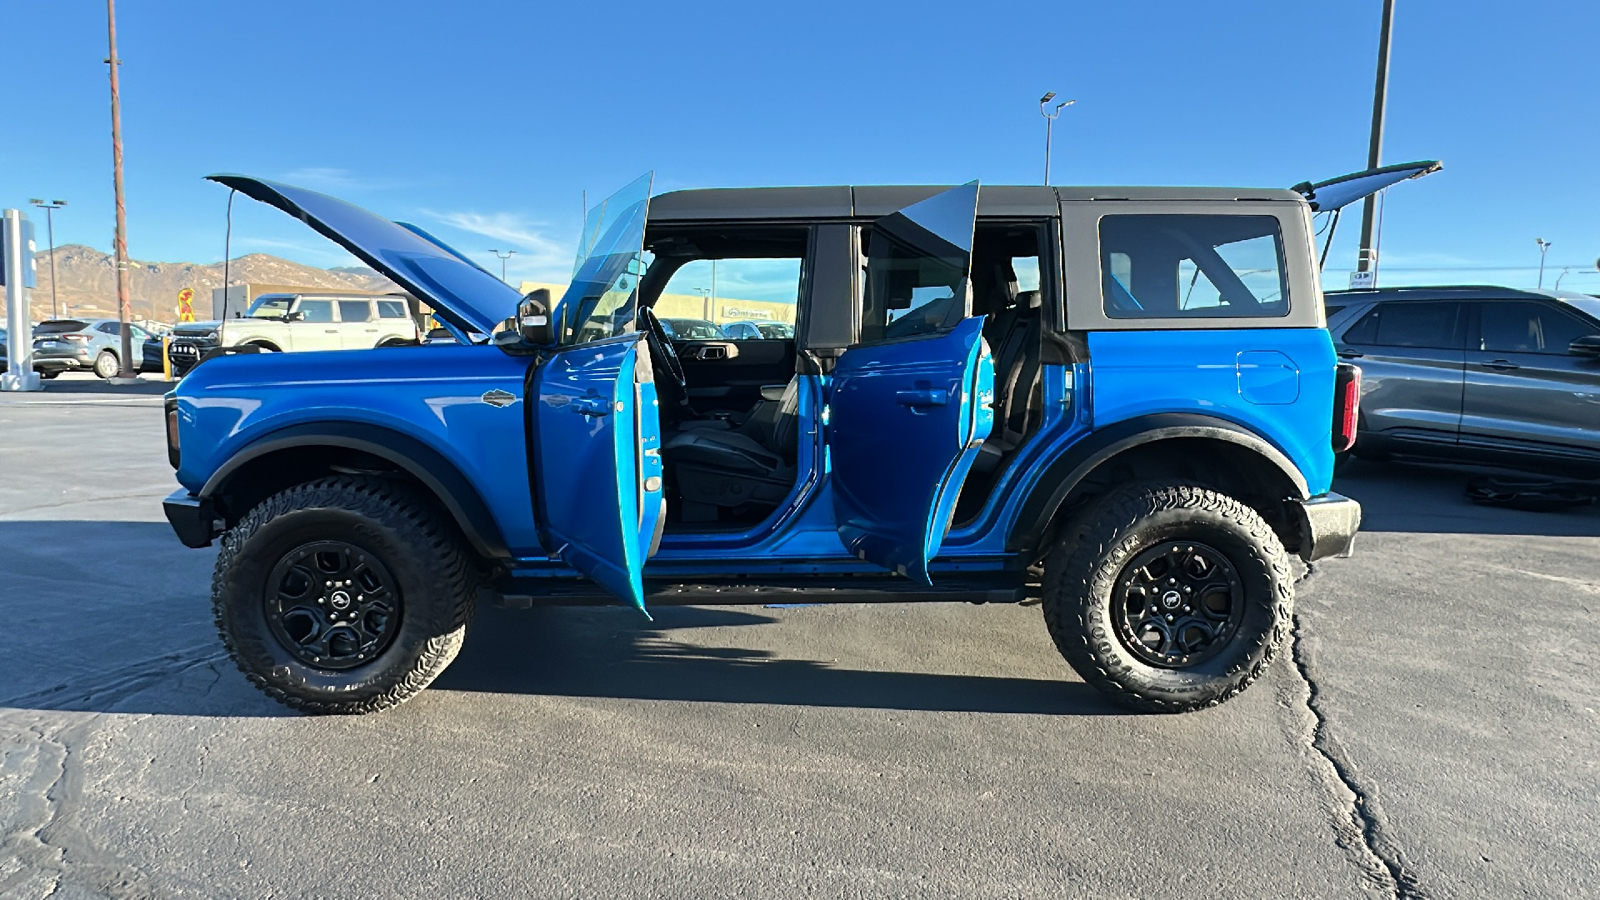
974,265,1043,474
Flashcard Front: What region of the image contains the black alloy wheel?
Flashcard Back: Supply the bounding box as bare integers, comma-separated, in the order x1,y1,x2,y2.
265,541,401,669
1114,541,1243,668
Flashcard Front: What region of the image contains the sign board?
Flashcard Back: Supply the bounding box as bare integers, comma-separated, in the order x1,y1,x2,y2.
1348,270,1375,290
722,306,772,320
176,287,196,322
0,218,35,288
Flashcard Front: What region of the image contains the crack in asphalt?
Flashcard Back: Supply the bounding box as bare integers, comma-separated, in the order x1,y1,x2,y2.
0,644,226,712
1287,607,1426,900
0,716,154,898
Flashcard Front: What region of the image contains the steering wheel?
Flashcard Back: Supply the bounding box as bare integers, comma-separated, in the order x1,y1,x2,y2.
636,306,691,418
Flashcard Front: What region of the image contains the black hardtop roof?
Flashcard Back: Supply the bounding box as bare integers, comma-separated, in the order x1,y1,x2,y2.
1324,285,1570,303
648,184,1306,221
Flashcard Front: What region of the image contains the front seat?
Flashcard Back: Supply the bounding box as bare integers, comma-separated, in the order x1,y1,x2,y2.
661,378,801,522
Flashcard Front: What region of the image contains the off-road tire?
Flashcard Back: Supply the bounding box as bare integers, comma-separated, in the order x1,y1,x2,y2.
1041,483,1293,713
212,476,475,714
93,350,120,379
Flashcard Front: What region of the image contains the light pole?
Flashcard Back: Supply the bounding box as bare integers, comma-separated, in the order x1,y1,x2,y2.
1536,238,1551,289
1038,92,1075,186
1555,267,1572,290
489,249,516,283
28,200,66,318
1356,0,1396,278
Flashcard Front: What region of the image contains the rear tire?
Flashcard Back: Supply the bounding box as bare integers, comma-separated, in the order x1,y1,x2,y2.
212,476,476,714
1041,483,1293,713
93,351,120,379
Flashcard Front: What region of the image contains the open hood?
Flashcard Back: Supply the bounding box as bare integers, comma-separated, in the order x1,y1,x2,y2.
206,175,522,336
1291,160,1442,212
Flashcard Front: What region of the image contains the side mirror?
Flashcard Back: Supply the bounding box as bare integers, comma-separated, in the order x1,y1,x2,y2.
1568,335,1600,358
517,288,554,345
285,310,305,322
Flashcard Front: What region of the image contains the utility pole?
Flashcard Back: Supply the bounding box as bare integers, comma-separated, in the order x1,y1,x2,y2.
1355,0,1396,281
490,249,516,282
106,0,135,378
28,200,66,319
1038,92,1075,186
1536,238,1551,289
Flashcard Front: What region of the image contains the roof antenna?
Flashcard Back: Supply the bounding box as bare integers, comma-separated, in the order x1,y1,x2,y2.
219,188,238,320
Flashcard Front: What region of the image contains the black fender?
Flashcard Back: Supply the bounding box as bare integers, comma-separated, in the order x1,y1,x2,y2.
201,421,510,559
1007,413,1310,554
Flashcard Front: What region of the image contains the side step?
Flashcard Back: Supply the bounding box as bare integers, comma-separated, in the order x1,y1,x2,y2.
491,576,1027,609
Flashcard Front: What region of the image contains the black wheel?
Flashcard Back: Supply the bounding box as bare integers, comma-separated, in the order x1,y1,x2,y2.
1041,483,1293,713
212,476,476,714
93,350,120,379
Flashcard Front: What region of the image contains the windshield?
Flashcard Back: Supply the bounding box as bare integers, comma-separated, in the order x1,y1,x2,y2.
556,172,653,345
246,296,295,318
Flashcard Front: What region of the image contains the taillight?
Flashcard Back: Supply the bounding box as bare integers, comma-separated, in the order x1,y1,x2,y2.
1332,363,1361,453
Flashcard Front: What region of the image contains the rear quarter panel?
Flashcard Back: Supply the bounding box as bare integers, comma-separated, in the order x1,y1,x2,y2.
172,344,542,555
1087,328,1338,495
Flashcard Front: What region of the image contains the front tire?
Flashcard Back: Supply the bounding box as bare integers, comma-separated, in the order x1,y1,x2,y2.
1042,483,1293,713
212,476,476,714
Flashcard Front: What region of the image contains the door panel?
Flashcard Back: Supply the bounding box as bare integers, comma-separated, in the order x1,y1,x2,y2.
1461,301,1600,461
676,339,797,414
1338,301,1465,446
531,335,664,612
831,317,993,582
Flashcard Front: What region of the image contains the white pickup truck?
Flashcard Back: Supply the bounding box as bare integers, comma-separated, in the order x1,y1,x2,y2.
166,292,418,374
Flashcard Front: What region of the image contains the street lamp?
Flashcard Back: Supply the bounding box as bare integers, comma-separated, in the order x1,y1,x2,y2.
1038,91,1075,186
28,199,67,318
1536,238,1552,289
489,249,516,283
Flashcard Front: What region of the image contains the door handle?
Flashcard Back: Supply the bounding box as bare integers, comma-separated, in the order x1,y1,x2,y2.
1482,359,1520,371
325,329,339,334
895,389,948,408
569,395,612,417
1337,349,1364,359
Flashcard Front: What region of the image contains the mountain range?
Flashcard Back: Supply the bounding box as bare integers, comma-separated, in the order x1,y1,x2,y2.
23,245,399,323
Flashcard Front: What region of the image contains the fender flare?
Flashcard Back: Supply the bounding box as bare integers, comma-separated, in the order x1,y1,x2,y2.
1007,413,1310,554
201,421,510,559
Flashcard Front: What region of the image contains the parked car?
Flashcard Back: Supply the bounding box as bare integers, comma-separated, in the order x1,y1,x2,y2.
163,162,1437,715
166,293,418,376
658,317,722,340
1327,285,1600,476
32,318,154,379
722,320,794,340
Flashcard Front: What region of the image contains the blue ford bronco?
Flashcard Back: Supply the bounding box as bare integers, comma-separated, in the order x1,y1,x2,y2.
163,162,1438,715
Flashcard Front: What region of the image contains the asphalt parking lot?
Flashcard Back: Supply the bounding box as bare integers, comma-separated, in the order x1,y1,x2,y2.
1,375,1597,899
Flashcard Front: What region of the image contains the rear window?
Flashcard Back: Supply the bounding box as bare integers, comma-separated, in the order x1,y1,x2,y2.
1343,302,1462,349
1100,215,1288,319
36,320,87,334
376,300,408,320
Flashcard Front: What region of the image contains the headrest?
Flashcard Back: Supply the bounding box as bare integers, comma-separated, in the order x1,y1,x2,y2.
1018,289,1042,310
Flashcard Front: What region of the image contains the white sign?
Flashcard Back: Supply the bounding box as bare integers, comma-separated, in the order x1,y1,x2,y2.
1348,270,1375,290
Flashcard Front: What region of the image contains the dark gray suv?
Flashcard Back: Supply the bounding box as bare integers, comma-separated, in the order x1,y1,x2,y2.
1327,286,1600,475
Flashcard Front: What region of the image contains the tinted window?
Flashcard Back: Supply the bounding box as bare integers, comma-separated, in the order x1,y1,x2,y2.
337,300,371,323
1480,301,1597,355
1100,215,1288,319
36,320,87,334
297,300,334,323
860,183,977,344
97,322,120,335
1345,302,1461,349
376,300,408,319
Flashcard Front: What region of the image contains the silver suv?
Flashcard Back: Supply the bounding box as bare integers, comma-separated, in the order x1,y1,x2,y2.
1328,286,1600,475
167,292,418,374
33,318,157,379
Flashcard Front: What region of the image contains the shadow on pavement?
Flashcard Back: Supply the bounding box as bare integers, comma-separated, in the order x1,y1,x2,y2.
435,604,1119,716
38,377,172,396
0,520,1114,718
1335,458,1600,538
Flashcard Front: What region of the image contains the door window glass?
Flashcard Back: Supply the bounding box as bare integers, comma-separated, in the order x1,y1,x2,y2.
97,322,120,335
1480,301,1596,354
297,300,334,323
860,182,979,344
337,300,372,323
659,257,802,340
1099,215,1288,319
1346,302,1461,349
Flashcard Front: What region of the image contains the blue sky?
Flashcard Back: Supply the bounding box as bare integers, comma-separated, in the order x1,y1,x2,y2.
2,0,1597,296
